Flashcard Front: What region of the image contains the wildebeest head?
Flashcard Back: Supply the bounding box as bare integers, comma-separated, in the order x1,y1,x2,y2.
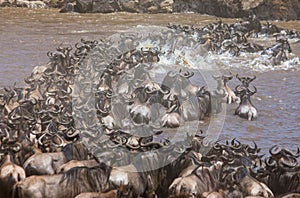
236,74,256,89
161,70,194,99
198,86,226,115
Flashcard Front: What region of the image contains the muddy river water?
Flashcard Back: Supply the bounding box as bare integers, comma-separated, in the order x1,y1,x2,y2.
0,7,299,154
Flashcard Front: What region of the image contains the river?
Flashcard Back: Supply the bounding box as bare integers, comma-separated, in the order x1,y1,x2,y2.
0,7,299,155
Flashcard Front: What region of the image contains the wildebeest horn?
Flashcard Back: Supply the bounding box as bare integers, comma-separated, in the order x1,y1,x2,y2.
224,71,233,79
230,138,242,149
52,134,65,147
139,140,164,148
75,42,82,49
106,89,113,98
66,129,80,138
167,103,178,113
144,63,154,70
145,85,155,94
199,86,207,93
212,74,221,79
236,74,242,81
0,125,10,142
284,147,300,158
265,157,276,167
38,133,47,146
11,142,21,152
248,85,257,95
269,145,282,156
246,141,258,154
183,71,194,78
279,156,298,168
213,143,222,150
235,85,244,93
167,70,177,78
47,51,53,57
250,75,256,82
174,144,186,153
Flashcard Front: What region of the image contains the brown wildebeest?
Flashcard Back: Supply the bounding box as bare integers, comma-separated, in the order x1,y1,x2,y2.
13,164,111,198
0,154,26,198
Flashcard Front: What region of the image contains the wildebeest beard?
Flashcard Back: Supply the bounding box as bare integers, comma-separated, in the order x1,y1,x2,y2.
60,163,112,197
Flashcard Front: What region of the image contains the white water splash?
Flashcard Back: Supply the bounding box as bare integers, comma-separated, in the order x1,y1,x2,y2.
207,51,300,72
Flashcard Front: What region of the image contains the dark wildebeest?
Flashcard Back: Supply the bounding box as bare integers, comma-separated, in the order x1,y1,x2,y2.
261,38,292,63
234,86,258,121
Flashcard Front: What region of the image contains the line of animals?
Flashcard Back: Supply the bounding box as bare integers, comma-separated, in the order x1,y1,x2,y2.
167,16,299,65
0,20,299,197
1,133,299,198
98,62,258,135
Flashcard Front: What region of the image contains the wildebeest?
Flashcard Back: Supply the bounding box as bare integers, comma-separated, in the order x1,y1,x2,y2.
23,142,89,176
212,73,239,104
234,86,258,121
261,38,292,64
13,163,111,198
161,95,181,128
168,161,223,197
161,70,197,100
236,74,256,89
255,146,300,197
0,154,26,198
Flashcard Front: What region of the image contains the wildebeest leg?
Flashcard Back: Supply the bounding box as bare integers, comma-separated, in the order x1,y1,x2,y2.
248,111,253,121
227,96,232,104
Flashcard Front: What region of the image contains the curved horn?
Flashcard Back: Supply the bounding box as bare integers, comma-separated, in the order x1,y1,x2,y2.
231,138,242,149
212,75,221,80
279,156,298,168
47,51,53,57
250,75,256,82
53,134,65,147
96,103,110,115
282,147,300,158
236,74,242,82
183,71,194,78
265,157,276,167
174,144,186,154
38,133,47,147
106,89,113,98
224,71,233,79
269,145,282,156
199,86,207,93
248,85,257,95
247,141,258,154
11,142,21,153
66,129,80,138
235,85,244,93
167,70,177,78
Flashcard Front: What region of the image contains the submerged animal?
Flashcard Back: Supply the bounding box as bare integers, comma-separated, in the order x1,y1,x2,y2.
234,85,258,121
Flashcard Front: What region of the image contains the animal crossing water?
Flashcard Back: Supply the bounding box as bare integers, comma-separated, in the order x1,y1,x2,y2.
0,7,299,155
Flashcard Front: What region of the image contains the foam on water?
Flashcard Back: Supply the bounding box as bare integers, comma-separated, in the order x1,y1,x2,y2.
131,25,300,73
207,50,300,72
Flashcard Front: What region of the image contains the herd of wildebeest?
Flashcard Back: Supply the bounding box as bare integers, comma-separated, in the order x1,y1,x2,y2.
0,17,299,198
